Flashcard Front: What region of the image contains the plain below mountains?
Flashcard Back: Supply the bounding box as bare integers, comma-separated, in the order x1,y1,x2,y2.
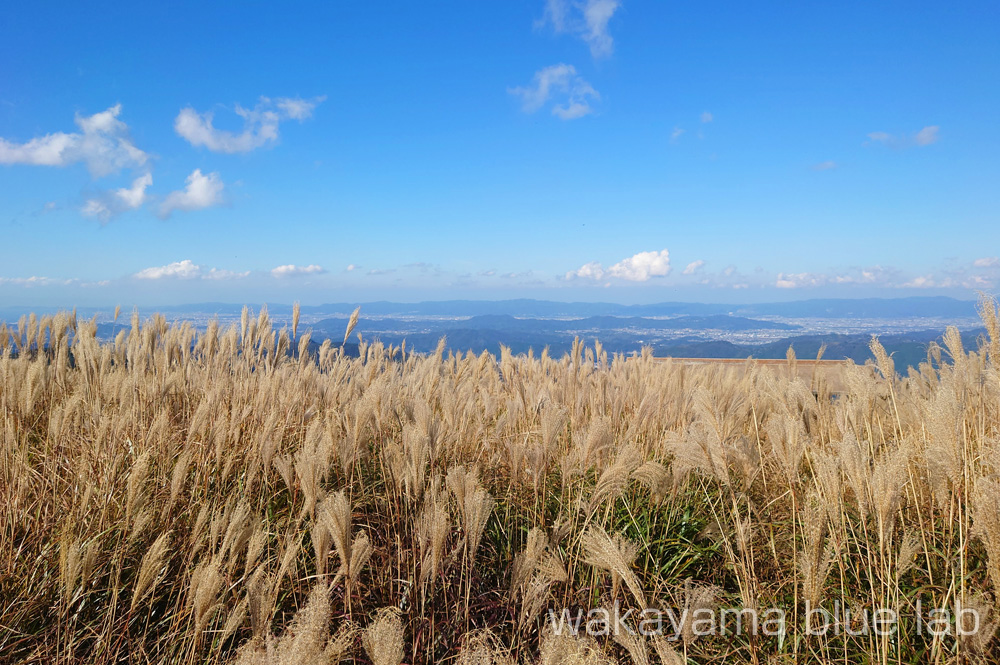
309,313,983,370
309,314,796,356
313,313,799,334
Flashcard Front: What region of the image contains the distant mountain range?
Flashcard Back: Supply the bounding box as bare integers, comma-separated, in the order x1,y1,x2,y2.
5,296,988,371
0,296,981,322
313,313,800,334
653,329,987,370
125,295,979,319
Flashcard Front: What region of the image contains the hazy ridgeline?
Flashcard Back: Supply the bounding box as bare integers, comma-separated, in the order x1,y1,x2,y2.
5,301,1000,664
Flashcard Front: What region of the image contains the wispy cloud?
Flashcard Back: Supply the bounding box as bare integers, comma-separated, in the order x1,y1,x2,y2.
500,270,537,280
974,257,999,268
273,96,324,120
812,160,837,171
159,169,225,218
775,272,826,289
0,104,148,177
700,111,713,123
670,127,684,143
81,173,153,222
682,259,705,275
271,264,326,277
914,126,940,146
133,259,248,280
865,125,940,149
0,275,111,288
538,0,621,58
768,264,994,290
775,266,900,289
174,96,324,153
0,276,73,287
901,275,936,288
964,275,993,288
567,249,671,282
509,64,599,120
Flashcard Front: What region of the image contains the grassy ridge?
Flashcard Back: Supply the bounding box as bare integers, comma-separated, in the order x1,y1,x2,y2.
3,301,1000,663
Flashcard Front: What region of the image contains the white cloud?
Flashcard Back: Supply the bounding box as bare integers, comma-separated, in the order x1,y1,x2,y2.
866,125,940,149
609,250,671,280
915,125,940,146
0,104,148,177
116,172,152,208
700,111,713,123
567,249,671,282
134,260,203,280
81,173,153,222
775,272,827,289
858,268,881,282
174,96,324,153
274,96,326,120
776,267,885,288
81,199,111,220
579,0,620,57
901,275,935,289
0,133,76,167
0,276,69,287
682,259,705,275
567,260,606,280
679,262,994,292
539,0,621,58
553,100,596,120
812,160,837,171
771,265,928,289
159,169,225,218
0,275,111,288
539,0,570,31
204,267,251,280
670,127,684,143
509,64,599,120
853,267,888,283
134,259,248,280
775,277,795,289
964,275,993,288
271,264,326,277
974,257,999,268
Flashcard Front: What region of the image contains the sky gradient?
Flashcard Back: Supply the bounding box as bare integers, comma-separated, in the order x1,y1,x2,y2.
1,1,998,306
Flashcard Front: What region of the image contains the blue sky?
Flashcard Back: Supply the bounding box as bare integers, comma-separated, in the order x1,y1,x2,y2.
1,1,998,306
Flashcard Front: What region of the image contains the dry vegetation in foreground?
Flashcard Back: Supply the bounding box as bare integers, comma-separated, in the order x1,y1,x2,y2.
5,300,1000,664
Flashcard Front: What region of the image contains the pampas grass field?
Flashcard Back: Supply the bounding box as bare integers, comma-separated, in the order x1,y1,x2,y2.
5,299,1000,664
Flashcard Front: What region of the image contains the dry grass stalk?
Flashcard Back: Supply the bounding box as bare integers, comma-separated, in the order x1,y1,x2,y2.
363,607,405,665
581,526,645,608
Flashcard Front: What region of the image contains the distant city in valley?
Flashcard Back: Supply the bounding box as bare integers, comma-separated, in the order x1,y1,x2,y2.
2,296,986,371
